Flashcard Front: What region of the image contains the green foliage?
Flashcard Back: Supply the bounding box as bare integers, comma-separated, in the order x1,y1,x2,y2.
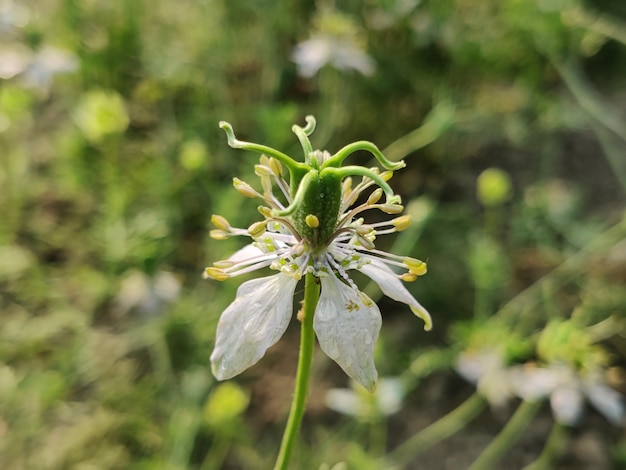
1,0,625,468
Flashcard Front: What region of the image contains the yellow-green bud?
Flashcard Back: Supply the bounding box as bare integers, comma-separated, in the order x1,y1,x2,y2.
477,168,512,207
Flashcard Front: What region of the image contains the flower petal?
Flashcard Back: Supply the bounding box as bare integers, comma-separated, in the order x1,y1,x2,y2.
584,382,625,425
211,274,298,380
358,258,432,330
551,386,584,426
314,275,382,391
228,243,263,262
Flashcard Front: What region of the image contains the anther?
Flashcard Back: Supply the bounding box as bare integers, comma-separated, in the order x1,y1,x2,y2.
258,206,273,218
367,188,383,205
380,204,404,214
248,221,267,238
203,267,230,281
380,170,393,182
233,178,257,198
254,164,272,177
269,158,283,177
392,215,412,231
403,257,427,275
211,214,231,230
356,224,374,235
210,229,230,240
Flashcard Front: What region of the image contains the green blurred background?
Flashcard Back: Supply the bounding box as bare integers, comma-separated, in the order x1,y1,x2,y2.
1,0,625,468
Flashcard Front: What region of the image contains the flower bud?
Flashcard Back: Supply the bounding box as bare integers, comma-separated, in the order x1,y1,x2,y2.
477,168,512,207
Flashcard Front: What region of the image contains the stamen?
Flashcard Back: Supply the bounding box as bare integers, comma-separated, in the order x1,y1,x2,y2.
392,215,411,231
367,188,383,205
204,267,230,281
233,178,259,198
248,221,267,238
213,260,235,269
403,257,428,275
210,229,230,240
211,214,231,230
379,203,404,214
269,157,283,177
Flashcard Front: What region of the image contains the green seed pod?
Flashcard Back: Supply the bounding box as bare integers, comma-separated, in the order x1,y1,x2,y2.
292,170,342,246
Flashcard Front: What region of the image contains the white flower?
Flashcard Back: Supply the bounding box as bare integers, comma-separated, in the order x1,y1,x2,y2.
456,348,514,408
325,377,405,419
509,364,625,426
205,118,431,391
292,35,375,78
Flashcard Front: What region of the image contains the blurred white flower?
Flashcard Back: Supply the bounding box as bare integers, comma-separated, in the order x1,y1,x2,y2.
325,377,405,419
292,35,375,78
0,44,77,91
455,348,515,407
509,364,625,426
116,270,181,317
0,0,29,35
22,46,78,90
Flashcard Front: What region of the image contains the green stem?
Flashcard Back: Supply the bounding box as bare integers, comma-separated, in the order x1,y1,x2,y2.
387,393,487,467
273,272,320,470
522,422,568,470
468,399,542,470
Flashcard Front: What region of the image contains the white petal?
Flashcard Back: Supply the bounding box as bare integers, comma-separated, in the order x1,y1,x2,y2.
508,365,560,401
358,259,432,330
551,386,584,425
228,243,263,263
325,388,363,417
585,382,625,425
314,275,382,391
211,274,298,380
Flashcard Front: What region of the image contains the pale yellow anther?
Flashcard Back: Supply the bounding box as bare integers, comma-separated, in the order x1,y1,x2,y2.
380,204,404,214
260,174,273,195
342,176,353,190
392,215,412,231
305,214,320,228
358,291,374,307
210,229,230,240
357,234,375,250
367,188,383,205
291,243,306,257
356,224,374,235
258,206,272,218
401,272,418,282
269,158,283,177
248,221,267,237
213,260,235,269
259,154,270,166
233,177,257,198
254,164,272,177
203,267,230,281
211,214,231,230
381,170,393,181
404,257,427,275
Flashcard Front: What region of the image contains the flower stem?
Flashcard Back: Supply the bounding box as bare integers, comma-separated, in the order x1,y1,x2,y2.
522,421,568,470
468,399,542,470
273,272,320,470
386,392,487,467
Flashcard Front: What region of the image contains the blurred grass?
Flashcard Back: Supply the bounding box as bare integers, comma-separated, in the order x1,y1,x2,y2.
1,0,625,468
